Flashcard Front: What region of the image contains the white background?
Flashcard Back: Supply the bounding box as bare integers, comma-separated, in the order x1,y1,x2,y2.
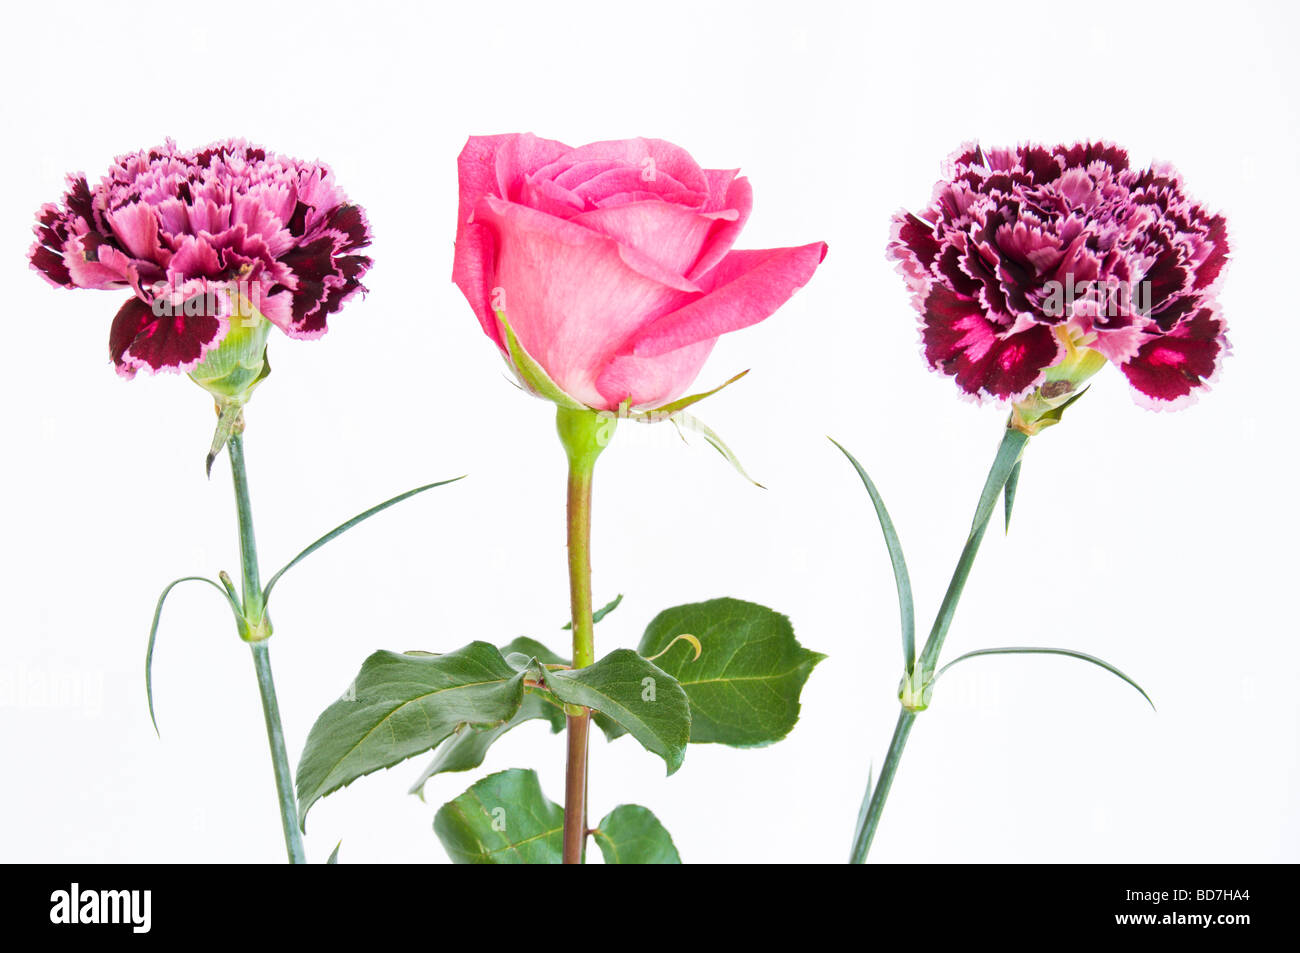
1,0,1296,864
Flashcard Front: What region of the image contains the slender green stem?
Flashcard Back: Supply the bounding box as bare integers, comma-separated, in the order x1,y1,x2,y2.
566,460,596,670
562,453,595,865
853,426,1028,862
228,433,264,622
249,640,304,863
850,709,915,862
555,406,610,865
918,427,1028,674
228,431,306,864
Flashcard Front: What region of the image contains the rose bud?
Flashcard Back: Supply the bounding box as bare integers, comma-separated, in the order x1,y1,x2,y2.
453,134,826,413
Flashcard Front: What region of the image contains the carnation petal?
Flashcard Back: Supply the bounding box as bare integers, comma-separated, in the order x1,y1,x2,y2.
1120,307,1226,404
891,140,1229,410
920,285,1060,401
106,203,162,261
110,296,226,377
33,138,371,379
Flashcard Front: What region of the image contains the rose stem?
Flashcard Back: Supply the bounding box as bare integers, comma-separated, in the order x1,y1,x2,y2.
228,430,307,864
851,426,1029,862
556,407,607,865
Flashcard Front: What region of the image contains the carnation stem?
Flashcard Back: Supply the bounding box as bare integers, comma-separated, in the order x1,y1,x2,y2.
556,407,611,865
851,426,1028,862
850,709,915,862
228,431,307,864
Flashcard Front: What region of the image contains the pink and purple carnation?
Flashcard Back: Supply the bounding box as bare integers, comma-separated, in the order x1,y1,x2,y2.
30,139,371,378
889,142,1229,408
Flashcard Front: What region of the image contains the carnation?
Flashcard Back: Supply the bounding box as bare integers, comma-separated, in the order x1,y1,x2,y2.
889,142,1229,414
31,139,372,378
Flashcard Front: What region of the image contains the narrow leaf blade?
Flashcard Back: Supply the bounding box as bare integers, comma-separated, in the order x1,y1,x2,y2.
145,575,240,735
262,476,464,605
972,428,1029,537
1003,459,1022,533
829,438,916,671
936,646,1155,710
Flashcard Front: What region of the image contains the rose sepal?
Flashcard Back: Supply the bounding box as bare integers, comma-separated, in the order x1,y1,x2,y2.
496,310,586,410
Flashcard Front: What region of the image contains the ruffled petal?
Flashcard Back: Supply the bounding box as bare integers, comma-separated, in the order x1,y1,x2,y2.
1120,307,1226,405
920,284,1062,401
33,139,371,379
110,296,227,378
891,140,1229,409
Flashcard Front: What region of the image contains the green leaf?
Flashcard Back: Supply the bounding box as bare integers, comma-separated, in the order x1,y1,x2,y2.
669,412,764,488
434,769,564,864
145,575,241,735
592,805,681,864
830,438,916,672
326,841,341,864
562,593,623,630
935,646,1155,710
261,476,465,606
412,636,568,798
1003,459,1022,533
409,692,564,798
637,597,824,747
499,636,569,667
592,710,628,741
295,642,526,827
543,649,690,774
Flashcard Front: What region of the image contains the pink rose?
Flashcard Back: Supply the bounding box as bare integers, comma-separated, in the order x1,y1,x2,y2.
452,134,827,411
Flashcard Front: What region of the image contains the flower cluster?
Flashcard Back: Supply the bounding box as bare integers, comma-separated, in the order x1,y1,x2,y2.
889,142,1229,411
31,139,372,378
